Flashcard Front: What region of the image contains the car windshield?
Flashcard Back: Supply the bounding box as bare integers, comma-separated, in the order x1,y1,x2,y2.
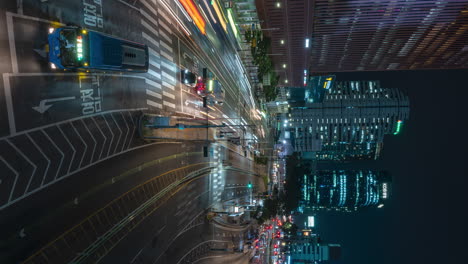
59,29,80,67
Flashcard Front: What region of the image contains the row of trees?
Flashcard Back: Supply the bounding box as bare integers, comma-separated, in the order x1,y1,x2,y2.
244,30,279,102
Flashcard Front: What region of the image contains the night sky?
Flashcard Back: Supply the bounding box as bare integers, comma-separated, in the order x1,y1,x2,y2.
312,69,468,264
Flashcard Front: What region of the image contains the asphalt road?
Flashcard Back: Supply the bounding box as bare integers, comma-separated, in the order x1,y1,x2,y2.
1,0,269,263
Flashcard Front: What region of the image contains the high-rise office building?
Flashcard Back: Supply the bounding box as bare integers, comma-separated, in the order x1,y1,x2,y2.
308,0,468,72
288,233,341,263
300,170,391,212
289,80,409,160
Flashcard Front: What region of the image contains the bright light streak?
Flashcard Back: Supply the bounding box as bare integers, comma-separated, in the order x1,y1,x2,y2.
179,0,206,35
202,0,217,23
208,79,214,91
227,8,238,37
305,38,310,48
162,0,192,36
212,0,227,31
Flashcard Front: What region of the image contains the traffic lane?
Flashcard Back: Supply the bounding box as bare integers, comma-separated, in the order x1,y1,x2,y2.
100,175,211,264
197,252,251,264
0,142,208,263
7,74,146,134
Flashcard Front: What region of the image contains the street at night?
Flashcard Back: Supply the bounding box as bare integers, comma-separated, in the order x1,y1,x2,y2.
1,1,468,264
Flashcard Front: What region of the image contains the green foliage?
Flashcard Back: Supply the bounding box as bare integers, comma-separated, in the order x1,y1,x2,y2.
254,155,268,165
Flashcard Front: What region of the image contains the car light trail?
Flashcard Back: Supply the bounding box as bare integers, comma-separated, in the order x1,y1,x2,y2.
212,0,227,31
179,0,206,35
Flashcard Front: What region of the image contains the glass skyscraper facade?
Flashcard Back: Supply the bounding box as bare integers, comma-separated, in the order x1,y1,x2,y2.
289,80,409,160
300,170,391,212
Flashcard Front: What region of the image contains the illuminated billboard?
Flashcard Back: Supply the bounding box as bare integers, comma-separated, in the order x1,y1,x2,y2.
307,216,315,227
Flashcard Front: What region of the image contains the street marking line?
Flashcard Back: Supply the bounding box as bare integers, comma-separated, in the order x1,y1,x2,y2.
2,74,16,135
26,134,50,190
162,71,175,84
149,59,161,69
162,81,174,90
6,139,37,196
148,69,161,80
159,40,173,53
0,156,19,203
120,112,130,152
142,31,160,48
117,0,139,11
147,89,162,99
163,91,175,99
163,101,176,109
145,79,161,89
157,6,173,26
70,122,87,169
140,0,157,17
160,50,173,61
140,9,158,28
161,61,176,73
147,99,162,109
102,115,115,157
141,19,159,37
81,119,97,164
57,125,76,174
6,13,18,73
110,114,123,155
158,20,172,40
41,130,64,181
91,117,107,160
148,47,161,59
126,112,136,149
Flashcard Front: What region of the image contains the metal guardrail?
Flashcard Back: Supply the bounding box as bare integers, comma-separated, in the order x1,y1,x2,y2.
23,163,213,264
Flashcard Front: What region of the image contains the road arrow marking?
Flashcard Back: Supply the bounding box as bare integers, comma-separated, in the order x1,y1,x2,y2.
32,96,76,113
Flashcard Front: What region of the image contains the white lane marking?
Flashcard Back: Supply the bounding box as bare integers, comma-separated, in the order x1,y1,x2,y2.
91,117,107,160
26,134,50,189
141,19,159,37
147,89,162,99
162,71,175,84
126,112,136,149
145,79,161,89
148,69,161,80
6,13,18,73
120,112,130,152
0,141,182,210
162,81,174,90
161,61,176,73
41,130,64,181
0,156,19,203
163,91,175,99
140,9,158,27
160,50,173,61
158,20,172,40
102,115,115,158
70,122,87,169
142,32,160,48
159,40,173,53
57,125,76,174
163,101,176,109
140,0,157,16
110,114,123,155
6,139,37,195
81,119,97,163
147,99,162,109
3,74,16,135
148,47,161,59
149,59,161,69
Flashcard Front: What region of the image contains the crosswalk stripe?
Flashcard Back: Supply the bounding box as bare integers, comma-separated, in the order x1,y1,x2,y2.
141,10,158,27
158,26,172,43
145,79,161,89
147,99,162,109
163,91,175,99
140,0,157,16
160,50,173,61
147,89,162,99
157,7,172,26
162,81,174,90
148,47,160,59
148,69,161,79
161,61,176,73
149,59,161,69
159,39,173,53
142,32,160,48
163,101,176,108
162,71,176,84
141,19,159,37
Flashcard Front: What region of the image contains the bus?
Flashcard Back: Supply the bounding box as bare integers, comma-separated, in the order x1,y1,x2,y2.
48,27,148,72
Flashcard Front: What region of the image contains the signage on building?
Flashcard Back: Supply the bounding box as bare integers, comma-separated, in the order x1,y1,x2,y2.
382,183,388,199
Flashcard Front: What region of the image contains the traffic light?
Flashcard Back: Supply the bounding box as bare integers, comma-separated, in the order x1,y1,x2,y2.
247,181,252,188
